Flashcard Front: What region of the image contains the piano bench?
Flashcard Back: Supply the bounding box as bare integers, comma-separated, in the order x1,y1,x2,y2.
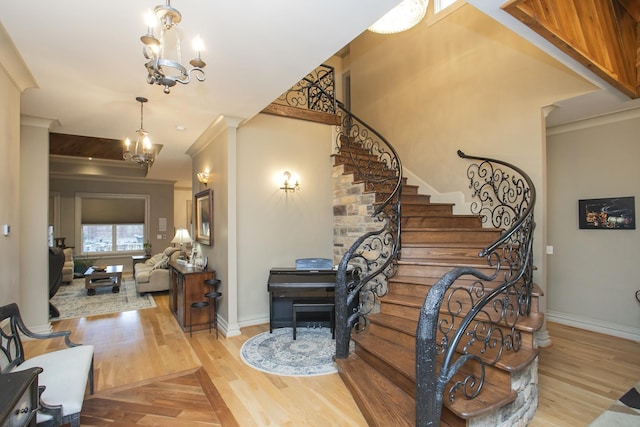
292,299,335,340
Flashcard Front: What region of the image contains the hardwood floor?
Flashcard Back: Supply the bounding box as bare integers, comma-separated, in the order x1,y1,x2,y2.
81,367,238,426
23,293,640,426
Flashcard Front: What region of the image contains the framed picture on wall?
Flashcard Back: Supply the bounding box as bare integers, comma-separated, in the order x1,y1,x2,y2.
578,196,635,230
194,189,213,245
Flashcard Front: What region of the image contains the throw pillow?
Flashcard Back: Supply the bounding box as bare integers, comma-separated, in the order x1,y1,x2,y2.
163,247,180,256
151,254,170,271
145,253,164,266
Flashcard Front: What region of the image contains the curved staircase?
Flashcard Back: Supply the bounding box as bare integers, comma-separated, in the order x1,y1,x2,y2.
332,150,543,426
266,63,541,426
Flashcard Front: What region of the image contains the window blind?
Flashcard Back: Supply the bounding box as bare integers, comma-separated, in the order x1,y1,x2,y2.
81,198,145,224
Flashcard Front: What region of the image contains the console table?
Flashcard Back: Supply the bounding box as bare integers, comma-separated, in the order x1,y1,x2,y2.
169,262,215,332
0,367,41,427
131,255,150,270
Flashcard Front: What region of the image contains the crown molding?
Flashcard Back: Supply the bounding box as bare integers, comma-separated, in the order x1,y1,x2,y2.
0,24,37,92
547,106,640,136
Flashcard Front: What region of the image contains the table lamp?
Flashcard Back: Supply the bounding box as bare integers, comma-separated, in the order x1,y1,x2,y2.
171,228,193,260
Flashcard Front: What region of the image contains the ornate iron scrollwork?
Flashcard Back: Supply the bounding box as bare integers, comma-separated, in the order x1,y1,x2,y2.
272,64,337,114
271,64,403,359
416,151,536,427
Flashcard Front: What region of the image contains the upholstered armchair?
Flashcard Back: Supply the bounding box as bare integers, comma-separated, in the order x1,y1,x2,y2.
61,248,74,283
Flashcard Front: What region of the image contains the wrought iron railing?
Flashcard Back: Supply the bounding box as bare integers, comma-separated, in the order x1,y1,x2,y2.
272,63,337,114
415,150,536,427
271,63,404,359
332,103,403,359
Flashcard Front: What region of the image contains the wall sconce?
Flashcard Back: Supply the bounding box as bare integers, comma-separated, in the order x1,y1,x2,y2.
197,168,210,186
280,171,300,192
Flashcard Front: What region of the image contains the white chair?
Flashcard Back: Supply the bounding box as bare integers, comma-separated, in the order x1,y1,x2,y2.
0,303,94,427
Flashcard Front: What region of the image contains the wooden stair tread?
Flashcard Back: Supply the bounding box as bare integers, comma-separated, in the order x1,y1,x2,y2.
381,293,545,332
401,242,488,248
389,274,545,297
382,202,455,208
402,214,480,219
351,334,518,419
397,259,497,270
336,354,416,427
403,227,501,232
367,312,541,371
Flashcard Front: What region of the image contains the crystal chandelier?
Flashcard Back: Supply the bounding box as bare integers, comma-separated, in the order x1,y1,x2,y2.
123,97,156,168
368,0,429,34
141,0,206,94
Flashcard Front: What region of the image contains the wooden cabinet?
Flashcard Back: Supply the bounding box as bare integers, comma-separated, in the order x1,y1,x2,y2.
169,262,215,332
0,367,41,427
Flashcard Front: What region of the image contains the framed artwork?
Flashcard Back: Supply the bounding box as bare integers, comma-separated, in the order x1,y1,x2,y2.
194,189,213,245
578,196,635,230
186,199,192,230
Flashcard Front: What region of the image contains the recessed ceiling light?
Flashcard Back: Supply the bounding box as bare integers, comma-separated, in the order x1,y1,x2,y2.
176,125,186,131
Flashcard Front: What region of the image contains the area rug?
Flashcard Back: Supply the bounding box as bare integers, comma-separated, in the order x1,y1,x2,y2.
241,327,348,377
49,277,156,320
589,381,640,426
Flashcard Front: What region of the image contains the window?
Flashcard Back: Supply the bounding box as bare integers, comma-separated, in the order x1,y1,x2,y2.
434,0,458,14
82,224,145,253
76,193,150,256
427,0,465,25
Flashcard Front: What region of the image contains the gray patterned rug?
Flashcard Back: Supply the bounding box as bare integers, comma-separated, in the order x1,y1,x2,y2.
240,328,345,376
49,277,156,320
589,381,640,426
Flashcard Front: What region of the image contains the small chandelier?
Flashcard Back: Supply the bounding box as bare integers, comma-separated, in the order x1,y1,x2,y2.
141,0,206,94
368,0,429,34
123,97,156,168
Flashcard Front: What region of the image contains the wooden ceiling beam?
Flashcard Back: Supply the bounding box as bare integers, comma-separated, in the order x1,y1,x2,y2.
50,133,124,161
502,0,640,98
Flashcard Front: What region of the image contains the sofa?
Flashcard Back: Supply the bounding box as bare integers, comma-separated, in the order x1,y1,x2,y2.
61,247,74,283
134,247,181,294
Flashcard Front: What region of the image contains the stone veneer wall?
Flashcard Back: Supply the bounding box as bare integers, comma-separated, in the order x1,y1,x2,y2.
470,358,539,427
332,164,379,264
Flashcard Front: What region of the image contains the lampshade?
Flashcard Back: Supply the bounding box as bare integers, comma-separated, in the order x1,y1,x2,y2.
368,0,429,34
171,228,192,244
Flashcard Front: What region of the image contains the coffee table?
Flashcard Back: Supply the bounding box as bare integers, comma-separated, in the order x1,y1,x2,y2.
84,265,123,296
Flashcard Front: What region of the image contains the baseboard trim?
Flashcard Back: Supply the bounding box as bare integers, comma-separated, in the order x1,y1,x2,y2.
547,310,640,342
237,316,270,329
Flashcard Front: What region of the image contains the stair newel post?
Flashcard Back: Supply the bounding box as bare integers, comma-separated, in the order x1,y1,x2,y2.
415,274,449,427
335,257,352,359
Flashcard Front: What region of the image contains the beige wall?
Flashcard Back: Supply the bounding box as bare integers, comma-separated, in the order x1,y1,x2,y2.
347,4,596,339
547,110,640,339
20,121,52,330
0,24,38,324
191,123,231,329
49,177,175,273
0,64,23,308
236,114,334,326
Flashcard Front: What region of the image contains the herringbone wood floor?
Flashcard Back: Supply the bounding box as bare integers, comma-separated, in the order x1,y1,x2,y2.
22,292,640,426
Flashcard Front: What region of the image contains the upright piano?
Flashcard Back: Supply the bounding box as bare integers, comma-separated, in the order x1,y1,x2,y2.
267,268,336,332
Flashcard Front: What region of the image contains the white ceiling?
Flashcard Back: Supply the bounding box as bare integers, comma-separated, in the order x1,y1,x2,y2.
467,0,640,127
4,1,638,188
2,0,401,186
